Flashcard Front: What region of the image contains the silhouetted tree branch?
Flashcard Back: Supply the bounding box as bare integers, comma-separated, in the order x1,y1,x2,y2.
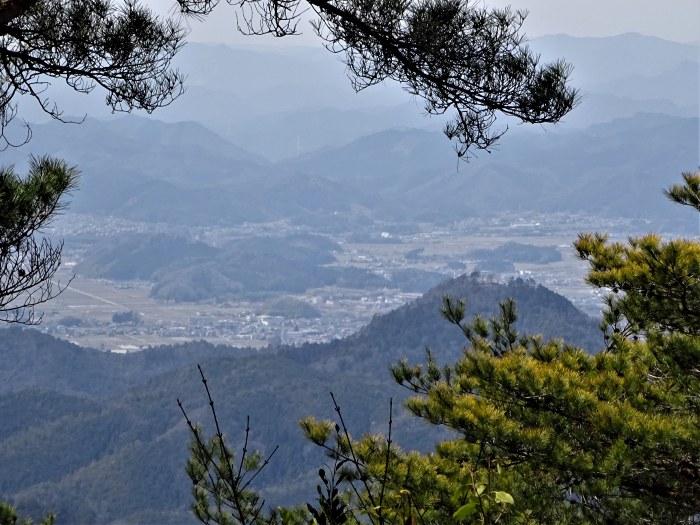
0,0,187,147
0,155,77,323
178,365,279,525
175,0,578,158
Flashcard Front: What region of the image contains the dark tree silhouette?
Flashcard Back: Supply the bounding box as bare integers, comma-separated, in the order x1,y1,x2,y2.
0,0,187,147
0,155,78,324
0,0,577,157
175,0,579,157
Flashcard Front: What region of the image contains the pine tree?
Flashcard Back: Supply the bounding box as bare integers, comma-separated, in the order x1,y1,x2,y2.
389,172,700,523
0,156,78,323
0,502,54,525
186,175,699,524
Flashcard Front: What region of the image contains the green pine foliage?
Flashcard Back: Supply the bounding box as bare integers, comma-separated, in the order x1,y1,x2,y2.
383,173,700,524
0,156,79,323
284,173,699,525
0,502,54,525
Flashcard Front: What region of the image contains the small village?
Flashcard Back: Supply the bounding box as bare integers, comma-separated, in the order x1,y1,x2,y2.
33,210,638,352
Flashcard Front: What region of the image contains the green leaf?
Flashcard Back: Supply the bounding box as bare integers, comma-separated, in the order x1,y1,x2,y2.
493,491,515,504
451,484,469,504
453,501,479,521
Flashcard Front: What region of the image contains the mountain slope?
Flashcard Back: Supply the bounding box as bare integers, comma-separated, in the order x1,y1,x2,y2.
1,276,601,524
286,113,699,230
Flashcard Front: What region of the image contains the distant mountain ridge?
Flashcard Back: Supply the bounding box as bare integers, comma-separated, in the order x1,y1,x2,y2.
11,33,697,159
284,113,699,230
168,33,700,154
75,233,402,301
3,111,695,232
530,32,698,85
0,33,692,233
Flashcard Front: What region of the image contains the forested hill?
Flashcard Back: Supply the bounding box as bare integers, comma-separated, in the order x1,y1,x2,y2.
0,274,601,397
0,328,241,398
0,276,601,524
360,274,599,353
285,274,601,375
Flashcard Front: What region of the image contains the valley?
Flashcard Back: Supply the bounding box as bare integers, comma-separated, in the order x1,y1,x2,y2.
35,209,641,352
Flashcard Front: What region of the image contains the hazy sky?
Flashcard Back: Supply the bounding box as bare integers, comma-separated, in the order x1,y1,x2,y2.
487,0,699,43
157,0,700,46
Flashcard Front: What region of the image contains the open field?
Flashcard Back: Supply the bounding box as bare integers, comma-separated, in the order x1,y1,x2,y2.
34,222,603,352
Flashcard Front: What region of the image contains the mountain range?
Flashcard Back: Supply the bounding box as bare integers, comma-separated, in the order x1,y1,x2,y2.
13,33,697,158
2,111,695,233
0,275,601,524
0,33,694,235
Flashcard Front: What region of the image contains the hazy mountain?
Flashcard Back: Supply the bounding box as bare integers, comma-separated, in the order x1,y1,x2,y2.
3,110,695,232
150,43,428,159
8,114,265,173
591,60,698,109
557,92,692,128
1,115,386,226
285,127,455,188
167,34,700,152
76,233,396,302
287,113,699,231
0,116,272,218
231,104,433,161
12,34,695,160
528,33,699,128
530,33,698,88
0,328,236,398
1,34,692,231
311,273,602,370
76,234,219,281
